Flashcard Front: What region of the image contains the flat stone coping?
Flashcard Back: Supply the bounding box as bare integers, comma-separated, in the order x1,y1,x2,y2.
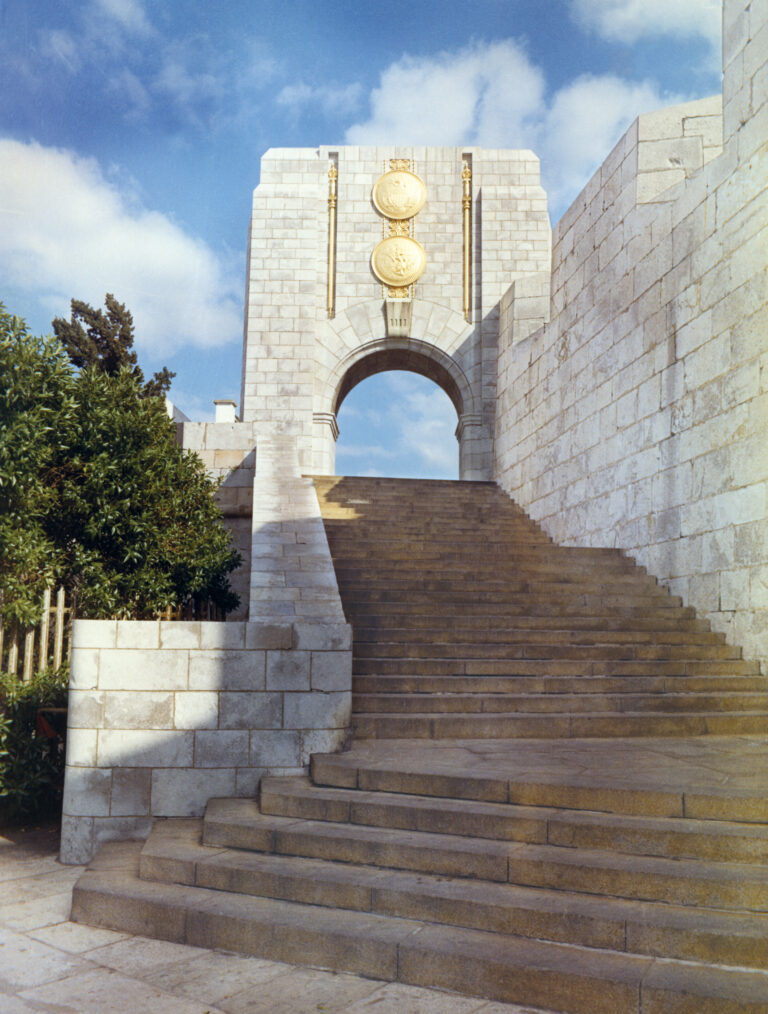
321,736,768,798
0,822,554,1014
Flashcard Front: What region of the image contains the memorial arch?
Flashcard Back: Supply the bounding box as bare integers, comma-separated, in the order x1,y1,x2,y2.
311,301,486,479
240,146,552,479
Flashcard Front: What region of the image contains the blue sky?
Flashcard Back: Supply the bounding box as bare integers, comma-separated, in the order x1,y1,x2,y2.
0,0,722,478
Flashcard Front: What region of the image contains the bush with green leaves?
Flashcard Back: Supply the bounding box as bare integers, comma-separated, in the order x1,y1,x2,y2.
0,310,75,626
0,667,69,823
0,302,240,621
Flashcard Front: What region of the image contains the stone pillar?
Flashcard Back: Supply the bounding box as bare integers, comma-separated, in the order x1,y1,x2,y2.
312,412,339,476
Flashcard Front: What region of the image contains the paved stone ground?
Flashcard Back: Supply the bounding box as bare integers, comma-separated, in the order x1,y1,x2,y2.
0,821,554,1014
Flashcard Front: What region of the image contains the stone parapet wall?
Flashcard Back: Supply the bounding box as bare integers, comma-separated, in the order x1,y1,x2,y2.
60,617,352,863
494,0,768,663
249,434,347,621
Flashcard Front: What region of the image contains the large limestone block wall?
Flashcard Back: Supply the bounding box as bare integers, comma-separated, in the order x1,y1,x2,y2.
241,146,550,477
60,618,351,863
495,0,768,662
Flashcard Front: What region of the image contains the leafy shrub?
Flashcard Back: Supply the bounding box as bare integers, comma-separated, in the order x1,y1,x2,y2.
0,302,240,622
0,668,69,824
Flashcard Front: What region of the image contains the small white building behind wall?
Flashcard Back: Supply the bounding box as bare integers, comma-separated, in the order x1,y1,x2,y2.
60,0,768,863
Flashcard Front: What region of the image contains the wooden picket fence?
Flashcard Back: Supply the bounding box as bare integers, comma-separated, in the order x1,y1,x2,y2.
0,590,224,681
0,588,73,681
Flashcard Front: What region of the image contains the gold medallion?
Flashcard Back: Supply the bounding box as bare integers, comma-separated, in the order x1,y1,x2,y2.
372,169,427,220
371,236,426,287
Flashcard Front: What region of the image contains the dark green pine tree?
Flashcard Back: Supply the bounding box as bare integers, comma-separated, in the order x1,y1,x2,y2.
52,294,175,398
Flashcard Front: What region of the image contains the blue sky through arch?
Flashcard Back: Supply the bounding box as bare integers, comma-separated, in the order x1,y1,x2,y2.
0,0,722,473
336,372,459,480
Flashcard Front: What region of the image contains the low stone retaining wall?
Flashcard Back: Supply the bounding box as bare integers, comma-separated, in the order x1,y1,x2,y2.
60,617,351,863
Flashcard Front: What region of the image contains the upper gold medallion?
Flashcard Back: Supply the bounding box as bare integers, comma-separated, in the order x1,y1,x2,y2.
372,169,427,220
371,236,427,287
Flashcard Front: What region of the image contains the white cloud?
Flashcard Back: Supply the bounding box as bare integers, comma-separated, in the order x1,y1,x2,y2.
277,82,363,118
92,0,151,33
346,40,545,147
346,40,683,217
539,74,681,212
568,0,721,46
39,29,83,73
0,139,241,356
89,0,150,35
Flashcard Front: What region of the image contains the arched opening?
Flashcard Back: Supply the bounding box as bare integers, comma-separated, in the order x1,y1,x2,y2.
335,371,459,479
313,339,490,481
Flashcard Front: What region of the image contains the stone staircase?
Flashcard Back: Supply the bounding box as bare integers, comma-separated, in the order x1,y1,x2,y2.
72,476,768,1012
317,475,767,741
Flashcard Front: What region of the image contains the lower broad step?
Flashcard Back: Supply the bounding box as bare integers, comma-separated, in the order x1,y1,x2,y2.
73,843,768,1014
139,819,768,971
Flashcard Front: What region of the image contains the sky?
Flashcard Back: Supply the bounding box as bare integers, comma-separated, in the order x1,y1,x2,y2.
0,0,722,478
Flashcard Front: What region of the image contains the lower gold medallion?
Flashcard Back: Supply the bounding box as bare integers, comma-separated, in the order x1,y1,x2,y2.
371,235,426,287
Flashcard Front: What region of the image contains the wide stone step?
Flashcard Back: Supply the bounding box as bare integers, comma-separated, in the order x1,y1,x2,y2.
352,691,768,715
332,561,642,577
81,846,768,1014
352,674,768,694
310,747,768,823
343,590,685,608
350,612,709,631
351,710,768,739
337,575,664,595
139,819,768,970
353,642,740,661
259,776,768,864
347,602,698,619
353,627,725,646
329,549,634,565
354,658,760,677
200,799,768,913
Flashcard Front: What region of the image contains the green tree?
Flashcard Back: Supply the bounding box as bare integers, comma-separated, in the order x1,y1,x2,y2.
50,367,240,618
0,308,75,625
0,304,239,622
52,293,175,398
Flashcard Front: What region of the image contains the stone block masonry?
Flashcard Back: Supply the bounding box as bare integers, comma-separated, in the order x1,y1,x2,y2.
60,617,351,863
494,0,768,664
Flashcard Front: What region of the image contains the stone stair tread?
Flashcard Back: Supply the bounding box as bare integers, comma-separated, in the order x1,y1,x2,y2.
310,742,768,824
200,797,768,912
352,675,768,693
76,842,768,1013
202,799,516,881
259,774,768,862
139,819,768,969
